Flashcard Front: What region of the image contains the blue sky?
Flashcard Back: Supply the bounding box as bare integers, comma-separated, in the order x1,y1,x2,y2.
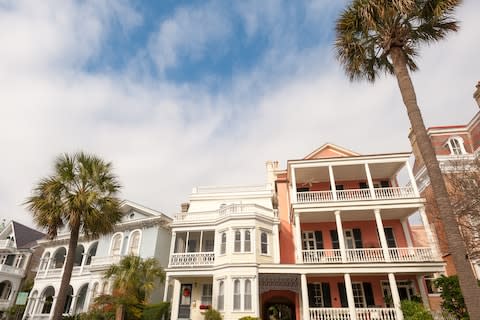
0,0,479,226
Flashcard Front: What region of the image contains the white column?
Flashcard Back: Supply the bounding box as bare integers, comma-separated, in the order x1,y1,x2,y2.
401,219,414,248
31,297,41,319
374,209,391,262
291,166,298,203
388,273,404,320
80,253,88,274
163,276,170,302
419,207,438,257
335,211,347,262
416,275,430,309
253,276,260,318
301,274,310,320
44,258,52,278
405,161,419,196
169,232,176,265
49,296,58,320
69,294,78,315
170,279,181,320
364,163,376,199
273,224,280,263
185,232,190,253
344,274,357,320
294,213,303,263
328,165,337,200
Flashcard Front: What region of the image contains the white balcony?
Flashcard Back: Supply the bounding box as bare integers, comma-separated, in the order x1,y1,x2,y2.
302,247,437,264
296,186,416,204
0,264,25,277
0,299,11,310
90,255,122,269
169,252,215,267
0,239,14,252
175,203,276,222
310,308,397,320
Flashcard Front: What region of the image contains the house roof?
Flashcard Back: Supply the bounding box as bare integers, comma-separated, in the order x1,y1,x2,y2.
303,143,360,160
0,220,45,249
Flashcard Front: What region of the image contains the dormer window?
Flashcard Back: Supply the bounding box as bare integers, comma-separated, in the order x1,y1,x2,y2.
446,137,466,155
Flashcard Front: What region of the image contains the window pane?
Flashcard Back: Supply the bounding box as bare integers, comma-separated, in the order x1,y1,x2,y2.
218,281,224,310
244,231,251,252
235,231,241,252
201,284,213,305
233,280,241,310
221,233,226,254
261,232,268,254
245,280,252,310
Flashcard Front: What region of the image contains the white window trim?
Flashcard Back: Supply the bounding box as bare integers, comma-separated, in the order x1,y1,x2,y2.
231,277,255,312
260,231,270,255
352,282,366,308
126,229,142,256
446,136,467,155
233,228,254,253
219,231,227,255
109,232,124,256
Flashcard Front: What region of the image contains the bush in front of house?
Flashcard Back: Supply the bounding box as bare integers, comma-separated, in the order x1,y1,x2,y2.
400,300,433,320
142,302,170,320
203,308,223,320
239,317,259,320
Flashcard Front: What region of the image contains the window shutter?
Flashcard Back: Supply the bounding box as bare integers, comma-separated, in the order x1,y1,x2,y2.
307,284,315,307
330,230,339,249
380,180,390,188
384,228,397,248
338,283,348,307
363,282,375,307
353,228,363,248
322,282,332,307
314,231,324,250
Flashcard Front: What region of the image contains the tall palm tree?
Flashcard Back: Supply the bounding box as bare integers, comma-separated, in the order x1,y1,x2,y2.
104,255,165,320
335,0,480,317
25,152,123,320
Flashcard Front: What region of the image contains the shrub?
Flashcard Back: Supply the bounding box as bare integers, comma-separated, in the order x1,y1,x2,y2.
400,300,433,320
203,308,222,320
434,275,469,320
142,302,170,320
239,317,259,320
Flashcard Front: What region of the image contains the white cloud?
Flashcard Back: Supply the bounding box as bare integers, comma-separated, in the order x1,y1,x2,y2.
0,0,479,229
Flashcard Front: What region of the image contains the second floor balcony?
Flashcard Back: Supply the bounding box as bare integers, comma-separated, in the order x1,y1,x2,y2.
169,230,215,268
296,186,416,203
0,239,15,253
0,263,25,277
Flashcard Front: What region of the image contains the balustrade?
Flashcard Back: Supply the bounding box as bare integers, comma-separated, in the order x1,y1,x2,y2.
388,247,434,262
302,249,342,263
296,187,416,203
310,307,351,320
356,308,397,320
309,308,397,320
0,264,24,276
169,252,215,267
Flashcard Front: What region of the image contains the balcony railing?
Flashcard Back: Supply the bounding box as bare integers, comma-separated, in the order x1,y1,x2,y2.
302,247,437,264
0,239,14,251
90,255,122,267
0,264,25,276
169,252,215,267
296,186,416,203
310,308,397,320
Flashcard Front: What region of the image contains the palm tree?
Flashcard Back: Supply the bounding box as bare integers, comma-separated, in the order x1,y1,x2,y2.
25,152,123,320
335,0,480,317
104,255,165,320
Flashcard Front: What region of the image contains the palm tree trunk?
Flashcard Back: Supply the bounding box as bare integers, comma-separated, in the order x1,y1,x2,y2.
51,221,80,320
115,304,124,320
390,46,480,318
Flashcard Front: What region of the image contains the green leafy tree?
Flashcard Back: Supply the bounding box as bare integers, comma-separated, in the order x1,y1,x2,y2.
401,300,433,320
25,152,123,320
434,275,469,319
104,255,165,320
335,1,480,317
203,308,222,320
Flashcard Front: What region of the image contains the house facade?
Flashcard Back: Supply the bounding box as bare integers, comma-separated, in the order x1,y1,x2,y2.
165,144,444,320
23,201,172,320
0,221,44,314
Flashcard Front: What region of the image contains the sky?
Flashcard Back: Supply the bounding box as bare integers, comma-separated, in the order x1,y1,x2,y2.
1,0,479,227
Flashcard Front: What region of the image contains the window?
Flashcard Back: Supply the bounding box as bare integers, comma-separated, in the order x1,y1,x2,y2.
128,230,141,255
110,233,122,256
384,228,397,248
233,280,241,310
244,280,252,310
234,231,241,252
447,137,466,155
220,232,227,254
261,232,268,254
308,283,332,307
217,281,224,311
352,283,366,307
201,284,213,306
302,231,323,250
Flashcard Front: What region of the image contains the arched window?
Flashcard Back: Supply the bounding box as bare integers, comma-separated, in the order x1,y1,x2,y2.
220,232,227,254
217,281,224,311
40,252,50,270
63,286,74,314
261,232,268,254
86,242,98,265
102,282,109,294
244,280,252,310
110,233,123,256
0,281,12,300
53,247,67,268
233,279,241,310
234,231,241,252
127,230,141,256
447,137,466,155
40,286,55,314
27,290,38,315
244,230,251,252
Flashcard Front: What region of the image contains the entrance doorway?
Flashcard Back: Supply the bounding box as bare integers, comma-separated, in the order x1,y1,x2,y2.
178,284,192,319
263,297,295,320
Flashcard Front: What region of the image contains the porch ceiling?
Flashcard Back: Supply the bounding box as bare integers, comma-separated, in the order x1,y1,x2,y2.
299,207,417,222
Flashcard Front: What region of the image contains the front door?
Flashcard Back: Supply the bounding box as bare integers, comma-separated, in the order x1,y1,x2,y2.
178,284,192,319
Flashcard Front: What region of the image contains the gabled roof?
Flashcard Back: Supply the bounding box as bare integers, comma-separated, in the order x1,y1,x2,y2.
0,220,45,249
303,143,360,160
120,200,172,222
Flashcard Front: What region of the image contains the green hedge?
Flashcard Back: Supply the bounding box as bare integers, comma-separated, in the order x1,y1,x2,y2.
142,302,170,320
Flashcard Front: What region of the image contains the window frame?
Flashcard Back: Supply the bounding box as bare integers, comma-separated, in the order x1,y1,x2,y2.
220,232,227,255
217,281,224,311
446,136,466,155
260,231,269,255
127,229,142,256
233,279,241,310
110,232,123,256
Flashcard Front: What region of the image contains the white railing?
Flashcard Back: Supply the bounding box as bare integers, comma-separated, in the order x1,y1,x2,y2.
302,247,438,263
0,264,25,276
90,255,122,267
297,187,416,203
218,204,271,216
356,308,397,320
169,252,215,267
388,247,436,262
0,299,11,309
0,239,14,250
175,203,275,221
310,308,351,320
194,184,270,194
302,249,342,263
31,314,50,320
374,186,415,199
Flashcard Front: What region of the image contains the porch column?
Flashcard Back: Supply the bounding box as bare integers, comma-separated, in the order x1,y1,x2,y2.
185,232,190,253
169,231,176,262
48,296,58,320
419,206,438,257
163,276,170,302
344,274,357,320
335,211,347,262
364,163,376,199
273,224,280,263
401,219,414,248
291,166,297,203
388,273,404,320
69,294,78,315
328,165,337,200
44,258,52,278
416,275,430,309
374,209,391,262
80,252,88,274
294,213,303,263
199,231,204,252
253,276,260,318
301,274,310,320
170,279,181,320
405,161,419,196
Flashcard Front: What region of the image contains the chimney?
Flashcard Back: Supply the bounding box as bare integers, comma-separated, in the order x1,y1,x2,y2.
180,202,190,213
474,81,480,108
266,160,279,186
